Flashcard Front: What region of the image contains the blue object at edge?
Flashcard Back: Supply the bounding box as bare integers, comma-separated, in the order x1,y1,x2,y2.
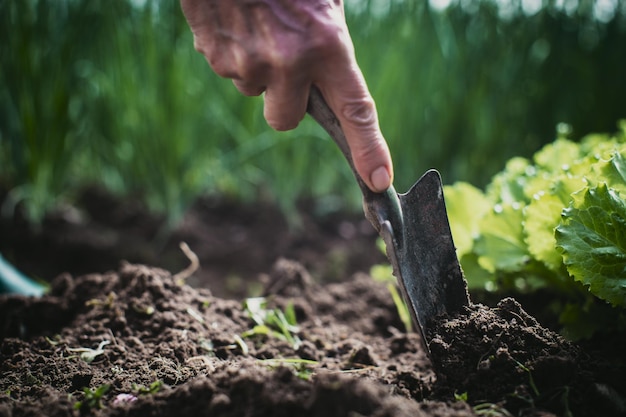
0,254,45,296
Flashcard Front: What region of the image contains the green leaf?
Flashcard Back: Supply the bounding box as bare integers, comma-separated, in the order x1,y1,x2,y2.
533,138,581,173
458,252,493,290
523,174,586,272
486,157,535,205
524,193,566,271
475,203,529,273
550,175,588,205
580,133,622,161
589,147,626,196
444,182,491,257
556,184,626,307
608,150,626,182
370,264,394,283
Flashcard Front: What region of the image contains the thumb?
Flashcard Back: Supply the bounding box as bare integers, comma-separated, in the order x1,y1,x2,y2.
319,73,393,193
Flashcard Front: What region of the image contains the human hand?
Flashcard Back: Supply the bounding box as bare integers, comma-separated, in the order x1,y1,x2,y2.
180,0,393,192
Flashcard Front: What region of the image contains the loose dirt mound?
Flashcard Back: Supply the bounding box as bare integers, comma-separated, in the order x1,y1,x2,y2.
428,299,625,416
1,261,624,416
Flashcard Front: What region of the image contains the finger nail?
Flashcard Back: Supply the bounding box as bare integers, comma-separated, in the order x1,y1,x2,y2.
370,166,391,192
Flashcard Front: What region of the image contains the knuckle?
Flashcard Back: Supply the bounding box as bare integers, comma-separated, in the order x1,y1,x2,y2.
209,59,232,78
192,35,209,56
309,24,345,58
341,97,377,129
195,40,233,78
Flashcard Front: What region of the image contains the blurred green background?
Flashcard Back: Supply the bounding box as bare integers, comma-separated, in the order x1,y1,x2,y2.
1,0,625,225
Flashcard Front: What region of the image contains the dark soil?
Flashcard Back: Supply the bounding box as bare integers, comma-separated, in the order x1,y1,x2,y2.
1,261,625,417
0,186,385,298
1,188,625,417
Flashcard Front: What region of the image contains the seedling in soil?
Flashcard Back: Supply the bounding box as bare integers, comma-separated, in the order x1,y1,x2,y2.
198,338,215,354
233,334,249,355
472,402,515,417
24,371,40,386
67,340,110,363
85,292,117,309
454,392,468,401
73,384,110,412
454,390,516,416
370,262,413,332
242,297,301,349
132,380,163,395
45,335,62,346
186,306,205,323
258,358,318,381
514,360,539,397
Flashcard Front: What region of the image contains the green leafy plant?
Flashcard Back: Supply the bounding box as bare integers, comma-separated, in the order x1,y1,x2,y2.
557,184,626,307
74,384,110,412
0,1,95,222
242,297,301,349
445,122,626,338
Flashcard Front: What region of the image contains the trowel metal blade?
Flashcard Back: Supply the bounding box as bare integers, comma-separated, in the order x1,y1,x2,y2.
383,169,469,344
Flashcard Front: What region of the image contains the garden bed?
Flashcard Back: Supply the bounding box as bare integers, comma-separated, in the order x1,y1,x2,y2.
1,258,624,416
1,189,625,417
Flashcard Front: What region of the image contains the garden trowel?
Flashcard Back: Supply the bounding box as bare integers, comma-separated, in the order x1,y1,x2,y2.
307,87,470,356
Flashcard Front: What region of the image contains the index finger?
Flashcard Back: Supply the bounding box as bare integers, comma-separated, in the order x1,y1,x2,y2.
317,69,393,193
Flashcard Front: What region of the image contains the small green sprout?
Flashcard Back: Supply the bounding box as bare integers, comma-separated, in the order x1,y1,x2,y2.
67,340,110,363
472,402,515,417
45,335,62,346
186,307,205,323
370,262,413,333
85,292,117,309
25,372,40,385
257,358,318,380
131,303,155,315
514,360,539,397
198,338,214,354
233,334,249,355
242,297,301,349
132,380,163,395
454,391,469,401
458,391,517,417
74,384,110,411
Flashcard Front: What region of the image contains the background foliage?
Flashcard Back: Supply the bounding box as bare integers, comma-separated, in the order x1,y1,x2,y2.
1,0,626,225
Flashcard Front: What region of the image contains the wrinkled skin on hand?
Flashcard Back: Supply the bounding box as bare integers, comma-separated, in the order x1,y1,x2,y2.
180,0,393,192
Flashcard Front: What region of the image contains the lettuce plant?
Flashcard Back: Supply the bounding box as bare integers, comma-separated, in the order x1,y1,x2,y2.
445,122,626,338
